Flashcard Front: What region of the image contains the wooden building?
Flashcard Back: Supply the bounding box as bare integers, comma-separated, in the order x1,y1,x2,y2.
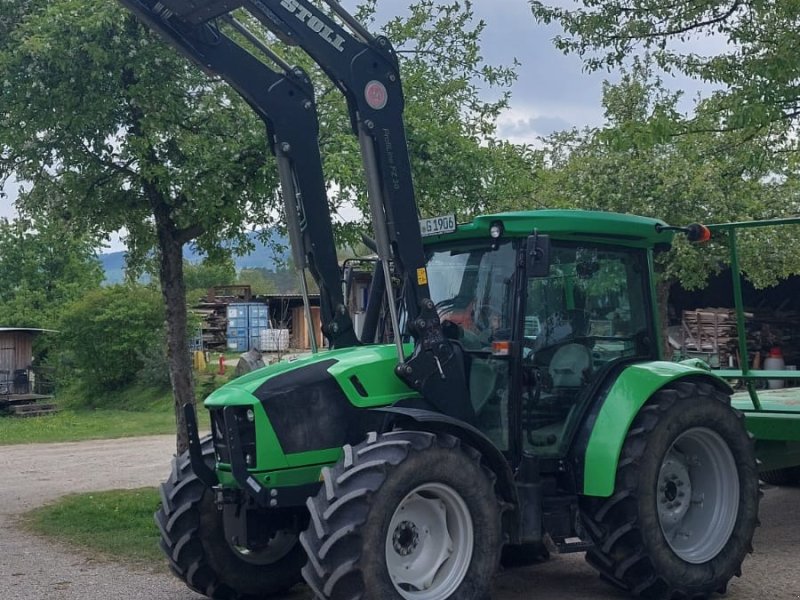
0,328,57,415
0,328,40,388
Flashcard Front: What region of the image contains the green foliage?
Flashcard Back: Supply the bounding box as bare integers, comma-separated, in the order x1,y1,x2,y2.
229,0,538,241
0,214,103,328
57,285,165,395
235,266,303,296
532,63,800,290
23,489,163,566
530,0,800,136
135,332,172,390
183,256,237,295
236,267,279,295
0,0,279,257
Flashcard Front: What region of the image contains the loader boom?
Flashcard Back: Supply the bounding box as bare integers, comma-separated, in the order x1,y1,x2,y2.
133,0,472,419
121,0,359,348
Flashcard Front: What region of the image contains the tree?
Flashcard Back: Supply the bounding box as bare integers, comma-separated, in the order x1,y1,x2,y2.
1,0,278,452
530,63,800,351
1,0,533,451
0,212,103,328
183,256,237,296
236,268,278,296
529,0,800,136
272,1,538,238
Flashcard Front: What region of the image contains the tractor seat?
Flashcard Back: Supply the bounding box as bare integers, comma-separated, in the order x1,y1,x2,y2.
549,343,592,388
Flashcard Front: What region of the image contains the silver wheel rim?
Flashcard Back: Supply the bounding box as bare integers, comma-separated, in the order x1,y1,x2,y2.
228,529,297,565
385,483,474,599
657,427,739,564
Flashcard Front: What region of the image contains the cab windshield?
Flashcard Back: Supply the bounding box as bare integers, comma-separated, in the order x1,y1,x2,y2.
425,241,517,449
426,241,517,352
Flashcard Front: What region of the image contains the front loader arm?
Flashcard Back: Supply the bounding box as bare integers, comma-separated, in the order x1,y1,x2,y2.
122,0,358,348
125,0,472,420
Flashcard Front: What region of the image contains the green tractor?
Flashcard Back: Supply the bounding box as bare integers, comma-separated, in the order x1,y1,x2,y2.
162,211,759,600
120,1,760,599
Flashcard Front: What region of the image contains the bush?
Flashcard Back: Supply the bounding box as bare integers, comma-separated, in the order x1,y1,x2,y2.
57,285,165,397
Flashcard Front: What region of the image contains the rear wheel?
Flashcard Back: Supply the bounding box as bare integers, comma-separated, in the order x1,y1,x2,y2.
155,437,305,599
300,430,502,600
580,381,759,599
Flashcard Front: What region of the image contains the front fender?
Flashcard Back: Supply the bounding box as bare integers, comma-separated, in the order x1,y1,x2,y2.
581,361,731,497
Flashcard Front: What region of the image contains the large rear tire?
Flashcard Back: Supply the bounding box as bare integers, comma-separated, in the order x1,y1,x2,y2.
580,381,759,599
155,437,305,599
300,430,502,600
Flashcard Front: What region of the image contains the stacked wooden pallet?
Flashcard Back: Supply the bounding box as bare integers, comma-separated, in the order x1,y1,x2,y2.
191,302,229,351
0,395,59,417
681,308,750,367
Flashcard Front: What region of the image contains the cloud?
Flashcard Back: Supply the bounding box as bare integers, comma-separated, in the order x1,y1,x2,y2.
497,112,571,144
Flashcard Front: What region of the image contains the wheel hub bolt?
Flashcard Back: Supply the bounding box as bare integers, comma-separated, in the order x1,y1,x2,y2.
392,521,420,556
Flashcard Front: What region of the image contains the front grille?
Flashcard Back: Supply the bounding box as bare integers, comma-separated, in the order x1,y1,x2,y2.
210,407,257,468
210,409,230,463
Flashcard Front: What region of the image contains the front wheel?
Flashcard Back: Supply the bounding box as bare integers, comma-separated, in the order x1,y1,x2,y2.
155,437,306,599
581,381,759,599
300,430,502,600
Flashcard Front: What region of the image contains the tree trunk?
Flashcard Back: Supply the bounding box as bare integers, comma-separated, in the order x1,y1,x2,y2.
152,200,195,455
656,278,673,361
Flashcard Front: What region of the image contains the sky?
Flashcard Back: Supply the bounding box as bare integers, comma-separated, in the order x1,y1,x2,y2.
0,0,710,249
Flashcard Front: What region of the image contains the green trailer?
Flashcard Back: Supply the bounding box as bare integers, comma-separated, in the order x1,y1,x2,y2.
705,217,800,482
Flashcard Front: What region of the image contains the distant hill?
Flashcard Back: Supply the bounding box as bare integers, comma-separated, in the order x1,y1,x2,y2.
98,230,288,284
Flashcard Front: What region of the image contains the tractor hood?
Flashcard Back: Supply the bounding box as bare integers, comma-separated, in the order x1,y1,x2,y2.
204,344,417,460
206,344,416,409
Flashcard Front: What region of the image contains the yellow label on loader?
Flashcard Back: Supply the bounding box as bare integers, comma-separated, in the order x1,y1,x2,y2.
417,267,428,285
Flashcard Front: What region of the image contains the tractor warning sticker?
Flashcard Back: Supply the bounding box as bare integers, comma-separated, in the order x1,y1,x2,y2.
417,267,428,286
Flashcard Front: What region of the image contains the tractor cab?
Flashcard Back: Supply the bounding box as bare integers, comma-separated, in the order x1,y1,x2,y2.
415,211,663,459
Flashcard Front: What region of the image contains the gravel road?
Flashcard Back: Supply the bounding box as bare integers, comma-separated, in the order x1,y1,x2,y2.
0,436,798,599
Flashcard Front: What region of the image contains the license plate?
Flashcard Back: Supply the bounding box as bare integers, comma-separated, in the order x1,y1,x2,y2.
419,214,456,237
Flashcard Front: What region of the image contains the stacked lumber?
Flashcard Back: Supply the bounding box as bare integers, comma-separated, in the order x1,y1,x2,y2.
681,308,750,367
191,302,229,351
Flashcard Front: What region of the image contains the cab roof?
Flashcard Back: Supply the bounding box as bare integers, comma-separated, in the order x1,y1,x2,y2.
427,209,675,248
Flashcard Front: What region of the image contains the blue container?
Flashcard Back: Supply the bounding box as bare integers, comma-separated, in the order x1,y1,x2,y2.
227,327,247,339
227,337,249,352
249,317,269,329
249,335,262,351
227,305,248,319
248,304,269,319
227,317,247,329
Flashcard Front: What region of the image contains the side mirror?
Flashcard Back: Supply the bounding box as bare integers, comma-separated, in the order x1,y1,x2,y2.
526,232,551,278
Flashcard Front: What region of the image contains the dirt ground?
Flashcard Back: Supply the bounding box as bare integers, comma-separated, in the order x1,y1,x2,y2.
0,435,798,599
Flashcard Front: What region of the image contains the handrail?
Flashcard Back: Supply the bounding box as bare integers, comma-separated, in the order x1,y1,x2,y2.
702,216,800,410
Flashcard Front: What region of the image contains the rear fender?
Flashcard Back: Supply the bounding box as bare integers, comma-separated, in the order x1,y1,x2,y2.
578,361,731,498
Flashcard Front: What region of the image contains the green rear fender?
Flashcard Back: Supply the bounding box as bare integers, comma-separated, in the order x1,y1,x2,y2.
581,361,731,497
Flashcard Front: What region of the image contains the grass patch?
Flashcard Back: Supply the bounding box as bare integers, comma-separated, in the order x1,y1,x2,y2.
22,488,163,569
0,408,180,445
0,380,216,445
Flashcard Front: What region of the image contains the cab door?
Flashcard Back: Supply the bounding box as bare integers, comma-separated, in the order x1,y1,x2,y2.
518,242,657,459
